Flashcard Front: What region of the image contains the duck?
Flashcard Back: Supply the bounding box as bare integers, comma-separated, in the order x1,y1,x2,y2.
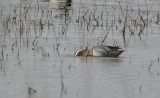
75,45,124,57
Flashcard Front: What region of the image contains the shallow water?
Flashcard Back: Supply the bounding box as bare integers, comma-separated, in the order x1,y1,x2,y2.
0,0,160,98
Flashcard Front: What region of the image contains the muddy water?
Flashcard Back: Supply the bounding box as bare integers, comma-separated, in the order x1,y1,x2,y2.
0,0,160,98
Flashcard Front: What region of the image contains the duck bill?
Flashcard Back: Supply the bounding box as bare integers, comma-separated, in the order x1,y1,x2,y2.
109,50,124,57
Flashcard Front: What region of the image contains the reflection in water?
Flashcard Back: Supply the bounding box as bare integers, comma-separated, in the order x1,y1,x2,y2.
72,56,133,98
76,57,123,66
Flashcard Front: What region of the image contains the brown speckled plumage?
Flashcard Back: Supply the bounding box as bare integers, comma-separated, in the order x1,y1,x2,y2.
75,45,124,57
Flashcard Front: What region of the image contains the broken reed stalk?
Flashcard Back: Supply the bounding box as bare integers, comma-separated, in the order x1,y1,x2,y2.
0,10,2,19
40,47,48,57
145,0,148,25
101,10,104,26
0,61,2,71
144,0,154,27
122,5,128,47
40,10,44,30
83,10,90,28
32,10,45,46
19,0,23,45
1,49,4,60
82,9,89,20
139,85,141,95
138,16,145,36
60,59,65,95
91,11,99,26
148,61,153,72
101,26,111,45
24,0,32,21
140,16,146,27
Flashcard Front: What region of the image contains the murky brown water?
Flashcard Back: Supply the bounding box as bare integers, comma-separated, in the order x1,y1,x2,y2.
0,0,160,98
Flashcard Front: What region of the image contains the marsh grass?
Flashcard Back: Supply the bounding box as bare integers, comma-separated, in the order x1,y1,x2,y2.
0,0,160,59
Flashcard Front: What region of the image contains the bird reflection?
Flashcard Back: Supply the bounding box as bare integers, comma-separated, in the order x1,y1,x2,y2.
76,57,123,66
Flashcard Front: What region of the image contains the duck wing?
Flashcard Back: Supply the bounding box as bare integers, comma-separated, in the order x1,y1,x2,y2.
101,45,122,51
102,45,124,57
91,46,110,56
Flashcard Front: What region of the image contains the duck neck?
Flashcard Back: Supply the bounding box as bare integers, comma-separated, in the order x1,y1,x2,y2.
83,49,92,56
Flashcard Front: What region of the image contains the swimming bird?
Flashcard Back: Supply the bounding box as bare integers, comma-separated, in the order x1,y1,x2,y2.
75,45,124,57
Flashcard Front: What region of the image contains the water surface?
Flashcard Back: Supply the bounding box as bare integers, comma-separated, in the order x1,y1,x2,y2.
0,0,160,98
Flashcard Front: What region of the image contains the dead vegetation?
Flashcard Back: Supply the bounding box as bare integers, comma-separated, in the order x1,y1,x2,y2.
0,0,160,59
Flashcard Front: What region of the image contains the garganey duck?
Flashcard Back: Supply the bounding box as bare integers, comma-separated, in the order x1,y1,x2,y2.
75,45,124,57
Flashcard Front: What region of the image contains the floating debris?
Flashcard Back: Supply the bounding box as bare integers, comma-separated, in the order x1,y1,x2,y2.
28,87,37,95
